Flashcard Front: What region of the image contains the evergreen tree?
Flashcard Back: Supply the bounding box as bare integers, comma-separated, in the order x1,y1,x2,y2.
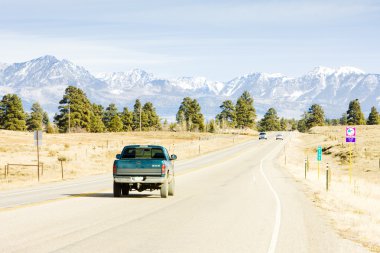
297,112,309,133
120,107,133,131
207,119,216,133
142,102,161,130
176,97,205,131
26,102,44,131
340,113,348,125
90,114,106,133
54,86,93,132
346,99,366,125
367,106,379,125
103,103,119,130
90,103,106,132
306,104,325,129
132,99,142,131
259,108,281,131
108,115,123,132
42,112,49,126
280,118,287,131
235,91,256,129
217,100,236,128
0,94,27,131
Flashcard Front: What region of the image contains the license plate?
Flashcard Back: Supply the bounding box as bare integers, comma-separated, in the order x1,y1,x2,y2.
131,176,143,182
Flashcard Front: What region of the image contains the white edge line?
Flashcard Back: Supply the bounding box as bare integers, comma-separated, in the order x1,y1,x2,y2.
260,159,282,253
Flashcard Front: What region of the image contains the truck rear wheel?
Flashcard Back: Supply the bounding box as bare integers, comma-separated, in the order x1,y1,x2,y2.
168,178,175,196
160,180,168,198
122,184,129,196
113,182,121,197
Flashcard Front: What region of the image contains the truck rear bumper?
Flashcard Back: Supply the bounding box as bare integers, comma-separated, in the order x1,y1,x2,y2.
114,176,165,184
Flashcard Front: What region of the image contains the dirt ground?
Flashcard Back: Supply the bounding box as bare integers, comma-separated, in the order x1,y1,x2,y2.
279,126,380,252
0,130,253,191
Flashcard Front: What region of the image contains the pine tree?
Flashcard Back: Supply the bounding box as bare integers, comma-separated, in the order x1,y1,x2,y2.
0,94,27,131
340,113,348,125
259,108,281,131
306,104,325,129
367,106,379,125
120,107,133,131
42,112,49,126
103,103,119,130
26,102,44,131
90,103,106,133
235,91,256,129
207,119,216,133
217,100,236,128
132,99,142,131
297,112,309,133
280,117,287,131
176,97,205,132
346,99,366,125
54,86,93,132
142,102,161,130
108,115,123,132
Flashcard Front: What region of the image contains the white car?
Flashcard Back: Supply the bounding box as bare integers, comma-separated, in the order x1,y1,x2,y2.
276,134,284,140
259,132,267,140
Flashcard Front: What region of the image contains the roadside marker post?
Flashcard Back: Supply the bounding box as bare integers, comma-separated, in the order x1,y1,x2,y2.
345,127,356,184
304,159,307,179
326,163,330,191
34,130,42,182
317,146,322,180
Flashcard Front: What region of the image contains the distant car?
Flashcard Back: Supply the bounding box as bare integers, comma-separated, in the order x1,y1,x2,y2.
276,134,284,140
259,132,267,140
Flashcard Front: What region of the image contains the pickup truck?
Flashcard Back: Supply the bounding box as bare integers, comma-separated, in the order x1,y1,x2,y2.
113,145,177,198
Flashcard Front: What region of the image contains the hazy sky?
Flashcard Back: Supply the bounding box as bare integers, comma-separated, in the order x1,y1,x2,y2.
0,0,379,81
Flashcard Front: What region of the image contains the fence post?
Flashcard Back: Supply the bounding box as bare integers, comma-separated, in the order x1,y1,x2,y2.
61,161,64,180
304,159,307,179
4,165,6,179
326,163,330,191
41,163,44,176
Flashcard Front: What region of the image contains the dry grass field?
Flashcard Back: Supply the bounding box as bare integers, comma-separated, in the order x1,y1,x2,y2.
280,126,380,252
0,130,253,191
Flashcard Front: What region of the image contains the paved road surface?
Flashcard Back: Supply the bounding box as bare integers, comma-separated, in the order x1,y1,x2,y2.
0,134,369,253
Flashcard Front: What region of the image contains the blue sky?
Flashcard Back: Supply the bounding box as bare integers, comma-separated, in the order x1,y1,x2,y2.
0,0,379,81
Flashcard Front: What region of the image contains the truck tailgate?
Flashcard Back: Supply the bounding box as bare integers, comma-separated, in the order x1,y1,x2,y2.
115,159,162,176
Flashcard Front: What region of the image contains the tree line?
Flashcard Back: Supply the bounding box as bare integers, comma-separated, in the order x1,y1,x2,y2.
0,85,379,133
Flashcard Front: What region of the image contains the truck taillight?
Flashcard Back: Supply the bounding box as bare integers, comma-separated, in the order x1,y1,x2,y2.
161,163,166,174
113,162,116,174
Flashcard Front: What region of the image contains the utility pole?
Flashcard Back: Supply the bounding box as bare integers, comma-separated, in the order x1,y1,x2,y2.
68,100,71,133
139,106,142,132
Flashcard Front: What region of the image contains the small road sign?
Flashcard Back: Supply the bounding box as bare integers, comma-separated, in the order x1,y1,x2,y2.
317,146,322,161
34,130,43,146
346,127,356,143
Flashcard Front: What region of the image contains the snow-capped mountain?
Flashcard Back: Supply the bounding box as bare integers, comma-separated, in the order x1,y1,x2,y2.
0,55,379,120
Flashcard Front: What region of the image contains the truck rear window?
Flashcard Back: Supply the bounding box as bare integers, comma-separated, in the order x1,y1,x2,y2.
121,148,166,159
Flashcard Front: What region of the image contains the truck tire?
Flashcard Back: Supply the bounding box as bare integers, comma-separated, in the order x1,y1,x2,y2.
160,180,168,198
168,178,175,196
122,184,129,196
113,182,122,197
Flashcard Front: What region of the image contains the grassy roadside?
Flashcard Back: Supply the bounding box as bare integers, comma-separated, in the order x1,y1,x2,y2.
279,126,380,252
0,130,254,191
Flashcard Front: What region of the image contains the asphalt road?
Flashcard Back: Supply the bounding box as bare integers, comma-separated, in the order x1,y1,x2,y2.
0,134,369,253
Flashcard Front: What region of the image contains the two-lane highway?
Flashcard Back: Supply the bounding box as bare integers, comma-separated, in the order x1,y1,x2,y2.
0,134,369,253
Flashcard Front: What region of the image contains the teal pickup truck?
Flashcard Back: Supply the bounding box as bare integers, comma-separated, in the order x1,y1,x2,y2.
113,145,177,198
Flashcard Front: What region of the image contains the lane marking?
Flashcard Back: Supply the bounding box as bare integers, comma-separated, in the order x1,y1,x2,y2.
0,178,110,197
260,159,282,253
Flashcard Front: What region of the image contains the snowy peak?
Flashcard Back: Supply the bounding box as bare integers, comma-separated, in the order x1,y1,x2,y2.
172,76,224,94
0,62,9,72
97,69,154,89
307,66,365,77
2,55,103,88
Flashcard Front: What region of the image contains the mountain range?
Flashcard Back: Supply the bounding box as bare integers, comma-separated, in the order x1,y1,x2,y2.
0,55,379,121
